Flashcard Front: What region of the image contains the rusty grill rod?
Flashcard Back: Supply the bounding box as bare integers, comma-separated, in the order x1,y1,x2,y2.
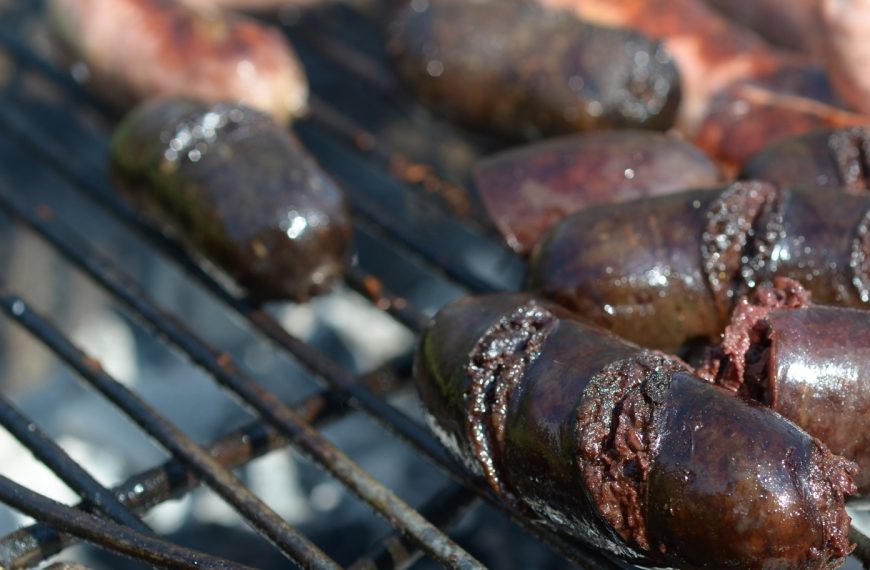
344,266,430,332
0,30,502,298
0,42,623,565
0,191,484,570
0,293,342,570
0,472,256,570
305,96,481,226
0,362,404,569
349,483,479,570
340,198,499,295
0,170,626,570
0,394,151,534
0,23,625,570
0,179,461,478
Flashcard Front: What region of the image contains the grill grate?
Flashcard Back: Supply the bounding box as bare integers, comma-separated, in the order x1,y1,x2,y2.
0,2,862,569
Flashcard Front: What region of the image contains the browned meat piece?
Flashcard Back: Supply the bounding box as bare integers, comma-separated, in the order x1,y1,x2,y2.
416,293,855,568
47,0,308,123
474,131,721,254
742,127,870,192
388,0,681,140
527,182,870,350
700,279,870,497
110,98,351,302
703,0,819,54
818,0,870,115
695,79,869,171
538,0,787,134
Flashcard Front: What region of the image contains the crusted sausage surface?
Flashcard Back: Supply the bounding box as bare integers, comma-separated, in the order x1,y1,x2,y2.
415,293,855,568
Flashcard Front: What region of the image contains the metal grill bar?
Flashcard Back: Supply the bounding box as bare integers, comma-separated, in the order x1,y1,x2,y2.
0,188,459,474
0,293,341,570
0,162,626,570
0,193,483,570
0,31,506,297
294,31,399,94
0,363,404,569
341,201,499,295
0,394,151,534
0,48,625,566
0,474,256,570
306,97,479,224
350,483,479,570
0,14,625,569
344,266,430,332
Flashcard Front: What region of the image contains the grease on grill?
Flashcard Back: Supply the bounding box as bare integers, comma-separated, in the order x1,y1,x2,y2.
110,97,351,302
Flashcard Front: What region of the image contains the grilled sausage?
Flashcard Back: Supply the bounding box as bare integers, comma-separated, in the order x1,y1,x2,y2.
47,0,308,123
387,0,680,140
415,293,855,568
694,76,869,170
110,98,351,302
527,181,870,350
537,0,869,171
742,127,870,193
700,279,870,499
473,131,721,254
537,0,786,134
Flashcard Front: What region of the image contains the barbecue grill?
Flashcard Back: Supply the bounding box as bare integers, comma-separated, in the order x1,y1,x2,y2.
0,1,867,569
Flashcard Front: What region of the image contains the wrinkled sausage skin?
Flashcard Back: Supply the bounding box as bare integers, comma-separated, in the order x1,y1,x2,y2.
110,98,351,302
388,0,680,140
415,293,855,569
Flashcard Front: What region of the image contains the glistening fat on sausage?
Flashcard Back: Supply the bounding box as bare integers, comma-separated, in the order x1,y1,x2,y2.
110,98,351,302
415,293,855,568
388,0,680,140
700,278,870,499
528,181,870,350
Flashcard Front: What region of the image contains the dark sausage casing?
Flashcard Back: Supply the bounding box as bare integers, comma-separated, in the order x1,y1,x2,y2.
415,294,854,568
742,127,870,193
473,131,721,254
388,0,680,140
702,283,870,498
528,182,870,350
110,98,351,302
